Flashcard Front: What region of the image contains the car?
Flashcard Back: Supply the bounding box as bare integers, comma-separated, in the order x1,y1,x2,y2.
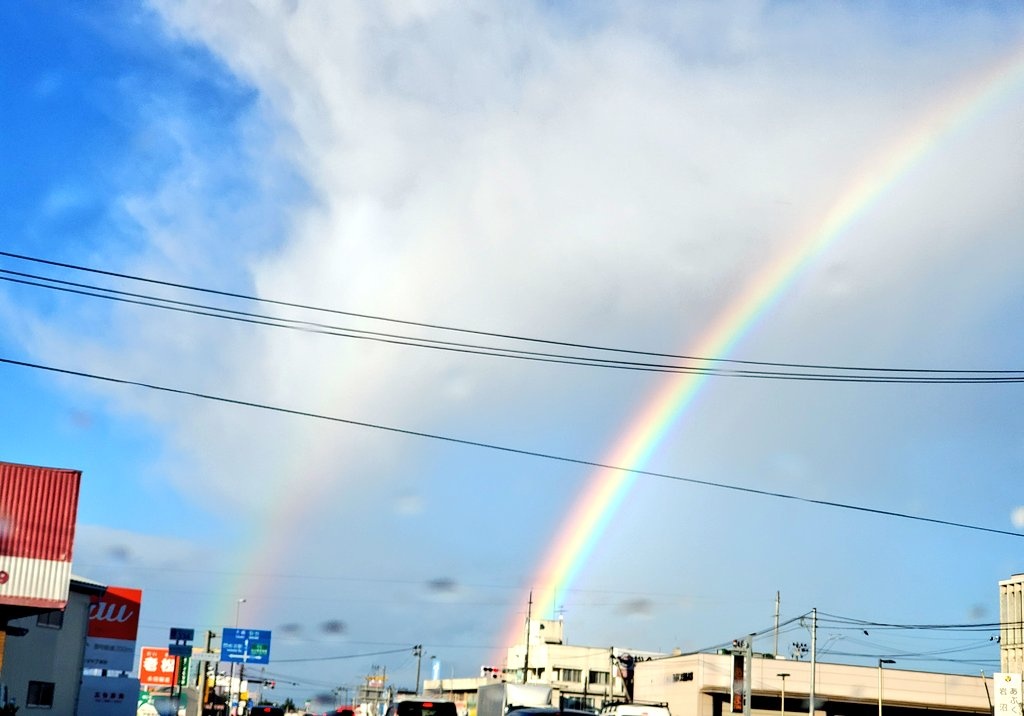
384,698,459,716
507,708,596,716
599,703,670,716
251,707,285,716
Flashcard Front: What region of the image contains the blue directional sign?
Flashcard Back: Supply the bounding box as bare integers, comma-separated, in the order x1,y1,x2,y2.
169,627,195,656
221,628,272,664
170,628,194,642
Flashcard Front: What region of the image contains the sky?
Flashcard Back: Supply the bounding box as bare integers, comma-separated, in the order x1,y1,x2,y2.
2,0,1024,708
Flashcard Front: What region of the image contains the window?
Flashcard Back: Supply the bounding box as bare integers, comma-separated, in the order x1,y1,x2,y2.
36,610,64,629
555,667,583,683
589,670,609,685
562,696,594,711
27,680,55,708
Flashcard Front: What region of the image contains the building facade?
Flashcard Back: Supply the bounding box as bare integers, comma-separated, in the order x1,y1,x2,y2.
999,573,1023,675
1,576,106,712
633,652,991,716
423,619,668,715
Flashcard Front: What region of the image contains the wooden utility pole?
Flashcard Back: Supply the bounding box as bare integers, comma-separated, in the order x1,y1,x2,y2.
523,591,533,684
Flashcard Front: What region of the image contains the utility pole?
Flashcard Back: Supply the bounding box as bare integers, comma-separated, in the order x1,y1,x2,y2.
203,630,217,707
774,592,781,658
809,608,817,716
414,645,423,695
743,634,753,716
523,591,533,685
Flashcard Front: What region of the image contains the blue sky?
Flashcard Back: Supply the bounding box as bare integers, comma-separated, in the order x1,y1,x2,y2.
2,0,1024,708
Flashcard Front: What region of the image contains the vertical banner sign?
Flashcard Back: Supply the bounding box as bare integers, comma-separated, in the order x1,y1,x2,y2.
178,657,191,688
995,673,1022,716
139,647,179,688
84,586,143,672
731,652,744,713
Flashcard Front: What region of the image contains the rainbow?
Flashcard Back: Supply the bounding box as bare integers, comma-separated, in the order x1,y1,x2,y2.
501,43,1024,650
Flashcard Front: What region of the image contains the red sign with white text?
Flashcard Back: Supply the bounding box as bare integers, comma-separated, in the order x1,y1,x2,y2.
87,586,142,640
139,647,179,687
83,586,143,671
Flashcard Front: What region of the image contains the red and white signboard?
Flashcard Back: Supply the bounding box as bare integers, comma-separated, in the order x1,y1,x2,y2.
83,586,143,672
0,462,81,609
139,646,179,688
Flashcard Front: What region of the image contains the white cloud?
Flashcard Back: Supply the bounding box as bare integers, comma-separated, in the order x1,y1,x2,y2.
1012,507,1024,530
13,1,1024,685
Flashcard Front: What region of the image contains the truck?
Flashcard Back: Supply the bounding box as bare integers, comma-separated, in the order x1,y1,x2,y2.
476,683,554,716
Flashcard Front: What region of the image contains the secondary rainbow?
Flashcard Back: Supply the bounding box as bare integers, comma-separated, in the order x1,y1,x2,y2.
502,44,1024,650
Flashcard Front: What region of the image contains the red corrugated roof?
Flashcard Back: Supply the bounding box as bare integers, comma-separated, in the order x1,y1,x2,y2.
0,461,81,561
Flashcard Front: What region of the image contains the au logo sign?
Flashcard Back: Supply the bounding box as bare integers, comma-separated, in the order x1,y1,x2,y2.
83,586,143,672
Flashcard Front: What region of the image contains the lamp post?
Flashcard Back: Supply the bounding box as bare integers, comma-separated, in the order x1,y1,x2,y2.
878,659,895,716
778,673,791,716
230,598,247,714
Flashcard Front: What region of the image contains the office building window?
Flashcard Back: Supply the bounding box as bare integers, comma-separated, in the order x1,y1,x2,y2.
589,670,609,685
556,668,583,683
27,680,55,708
37,610,64,629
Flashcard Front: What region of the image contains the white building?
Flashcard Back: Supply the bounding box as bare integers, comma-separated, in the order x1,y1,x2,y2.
502,619,666,711
999,573,1023,675
424,619,667,715
634,652,991,716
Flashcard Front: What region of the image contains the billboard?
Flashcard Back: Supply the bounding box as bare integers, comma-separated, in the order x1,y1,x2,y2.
83,586,143,672
77,675,139,716
0,461,81,609
139,646,179,688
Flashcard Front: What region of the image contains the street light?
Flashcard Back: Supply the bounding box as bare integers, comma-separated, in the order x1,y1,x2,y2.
231,598,247,712
878,659,896,716
778,673,791,716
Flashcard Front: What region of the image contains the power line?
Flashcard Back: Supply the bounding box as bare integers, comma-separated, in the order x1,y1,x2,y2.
3,268,1024,384
273,646,414,664
3,355,1020,539
816,612,1012,631
2,250,1021,380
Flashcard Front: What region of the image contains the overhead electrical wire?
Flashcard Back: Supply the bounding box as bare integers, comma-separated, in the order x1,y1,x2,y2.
1,354,1020,539
817,612,1005,630
1,260,1023,383
272,646,414,664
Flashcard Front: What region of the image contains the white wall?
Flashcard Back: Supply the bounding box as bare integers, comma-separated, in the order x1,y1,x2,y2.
634,653,993,716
